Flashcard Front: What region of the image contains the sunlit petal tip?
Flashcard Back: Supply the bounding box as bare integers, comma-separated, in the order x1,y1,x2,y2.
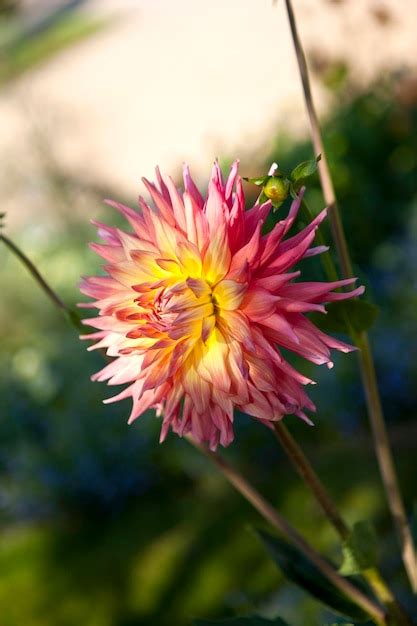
297,411,315,426
127,413,138,425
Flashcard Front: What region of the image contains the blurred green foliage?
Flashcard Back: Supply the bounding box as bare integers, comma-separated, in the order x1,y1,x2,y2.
0,9,417,625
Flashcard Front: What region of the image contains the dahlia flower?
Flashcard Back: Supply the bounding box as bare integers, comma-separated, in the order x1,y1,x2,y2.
80,161,363,449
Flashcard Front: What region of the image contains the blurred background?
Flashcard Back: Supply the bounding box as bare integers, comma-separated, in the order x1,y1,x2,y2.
0,1,416,624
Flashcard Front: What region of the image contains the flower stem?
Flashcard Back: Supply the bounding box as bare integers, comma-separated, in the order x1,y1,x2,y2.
272,422,413,625
299,199,339,283
282,0,417,592
357,332,417,593
0,232,82,331
273,422,349,539
186,436,387,626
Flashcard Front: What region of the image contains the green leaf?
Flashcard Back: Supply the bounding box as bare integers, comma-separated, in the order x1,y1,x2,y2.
310,300,379,335
271,199,285,211
243,176,270,186
290,155,321,186
289,183,299,200
193,618,289,626
258,191,269,205
340,521,378,576
255,530,368,621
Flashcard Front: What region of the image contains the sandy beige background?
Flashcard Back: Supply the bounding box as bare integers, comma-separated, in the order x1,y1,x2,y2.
1,0,416,230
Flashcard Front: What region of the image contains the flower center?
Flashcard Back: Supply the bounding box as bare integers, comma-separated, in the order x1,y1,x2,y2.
133,274,247,349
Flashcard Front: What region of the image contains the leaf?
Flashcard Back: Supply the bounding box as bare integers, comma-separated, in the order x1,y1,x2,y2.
258,191,269,205
289,184,299,200
271,199,285,212
194,617,290,626
340,521,378,576
255,530,369,621
243,176,270,187
310,300,379,335
290,155,321,186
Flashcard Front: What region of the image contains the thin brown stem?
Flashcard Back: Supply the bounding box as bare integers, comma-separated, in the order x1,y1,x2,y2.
357,332,417,592
186,436,386,625
273,422,349,539
283,0,352,281
283,0,417,592
273,422,413,625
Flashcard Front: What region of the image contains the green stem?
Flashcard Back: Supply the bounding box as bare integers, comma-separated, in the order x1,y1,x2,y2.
299,198,339,283
273,422,349,539
357,332,417,593
283,0,417,593
0,232,82,331
300,198,358,339
187,436,387,626
273,422,413,626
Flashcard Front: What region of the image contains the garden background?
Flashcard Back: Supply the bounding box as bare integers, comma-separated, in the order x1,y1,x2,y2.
0,1,416,624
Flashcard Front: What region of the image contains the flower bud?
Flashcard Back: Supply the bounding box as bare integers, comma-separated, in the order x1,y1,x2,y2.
263,175,290,204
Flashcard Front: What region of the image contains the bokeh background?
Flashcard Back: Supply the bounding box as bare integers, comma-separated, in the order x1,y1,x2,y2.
0,1,416,624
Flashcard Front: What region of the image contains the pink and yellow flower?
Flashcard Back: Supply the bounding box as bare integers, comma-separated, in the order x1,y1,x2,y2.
80,161,363,449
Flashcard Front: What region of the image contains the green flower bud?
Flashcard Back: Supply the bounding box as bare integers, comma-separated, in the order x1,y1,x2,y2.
263,175,290,204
